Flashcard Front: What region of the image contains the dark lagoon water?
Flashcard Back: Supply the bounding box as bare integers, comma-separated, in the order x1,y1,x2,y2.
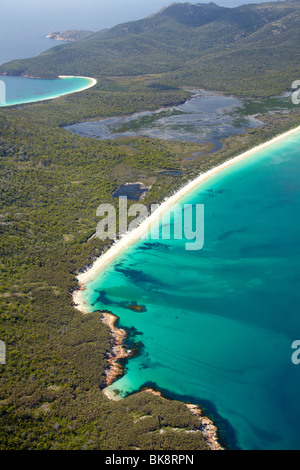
66,92,295,147
0,75,94,107
113,183,149,201
82,129,300,450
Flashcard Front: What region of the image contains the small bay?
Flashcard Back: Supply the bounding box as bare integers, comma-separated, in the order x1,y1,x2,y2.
0,75,94,107
82,129,300,450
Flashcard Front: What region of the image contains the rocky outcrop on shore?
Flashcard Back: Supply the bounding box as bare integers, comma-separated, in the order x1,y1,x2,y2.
144,389,224,451
101,311,131,386
186,403,224,451
46,30,94,42
100,313,224,450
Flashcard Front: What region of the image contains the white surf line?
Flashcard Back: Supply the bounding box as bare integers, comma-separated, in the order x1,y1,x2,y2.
73,123,300,313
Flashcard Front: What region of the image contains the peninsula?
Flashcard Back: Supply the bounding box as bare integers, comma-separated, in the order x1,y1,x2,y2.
46,30,94,42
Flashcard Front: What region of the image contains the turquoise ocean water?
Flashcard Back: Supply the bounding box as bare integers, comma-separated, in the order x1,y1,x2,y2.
0,76,93,107
83,129,300,450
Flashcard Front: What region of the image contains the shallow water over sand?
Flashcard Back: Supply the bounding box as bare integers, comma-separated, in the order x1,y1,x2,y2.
0,75,94,107
83,129,300,450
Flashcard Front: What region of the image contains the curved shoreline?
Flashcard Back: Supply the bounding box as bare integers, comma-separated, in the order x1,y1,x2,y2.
72,121,300,451
0,75,97,107
143,389,224,451
104,385,223,450
73,123,300,313
58,75,97,90
99,315,225,450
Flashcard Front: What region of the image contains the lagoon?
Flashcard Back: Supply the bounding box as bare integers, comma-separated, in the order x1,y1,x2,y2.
66,91,295,147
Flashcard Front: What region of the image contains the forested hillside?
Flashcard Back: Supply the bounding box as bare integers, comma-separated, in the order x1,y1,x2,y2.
1,75,300,448
1,1,300,96
1,0,300,451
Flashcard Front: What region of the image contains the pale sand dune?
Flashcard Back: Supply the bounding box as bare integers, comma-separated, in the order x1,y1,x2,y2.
73,124,300,314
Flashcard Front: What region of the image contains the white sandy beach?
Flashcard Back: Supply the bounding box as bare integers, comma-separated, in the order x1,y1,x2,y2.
0,75,97,108
58,75,97,92
73,124,300,314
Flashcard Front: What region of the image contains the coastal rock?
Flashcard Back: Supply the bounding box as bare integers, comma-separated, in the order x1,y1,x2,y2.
46,30,93,42
186,404,224,451
101,311,131,386
143,389,224,451
77,304,224,450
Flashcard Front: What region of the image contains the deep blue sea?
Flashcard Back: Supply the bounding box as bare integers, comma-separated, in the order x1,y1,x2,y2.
82,129,300,450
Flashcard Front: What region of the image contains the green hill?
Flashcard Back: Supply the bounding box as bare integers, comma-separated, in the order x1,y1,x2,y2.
1,1,300,96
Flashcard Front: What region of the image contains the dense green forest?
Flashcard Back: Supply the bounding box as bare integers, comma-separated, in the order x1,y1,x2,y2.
1,0,300,451
1,1,300,97
0,76,299,449
0,98,212,449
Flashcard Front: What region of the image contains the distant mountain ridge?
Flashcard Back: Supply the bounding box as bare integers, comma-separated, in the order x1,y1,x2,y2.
1,1,300,97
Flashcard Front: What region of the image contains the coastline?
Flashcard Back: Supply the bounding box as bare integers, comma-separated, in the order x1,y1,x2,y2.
72,121,300,451
101,311,130,387
58,75,97,91
185,403,224,451
142,389,224,450
103,386,224,450
141,389,223,451
75,295,225,450
73,122,300,313
0,75,97,108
